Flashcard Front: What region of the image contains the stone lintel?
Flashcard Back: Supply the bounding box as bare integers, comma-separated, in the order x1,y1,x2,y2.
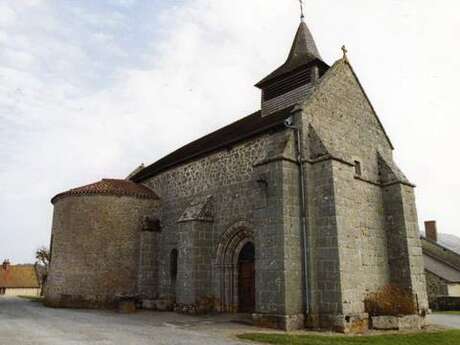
254,155,298,167
305,154,416,188
382,180,416,188
304,154,354,167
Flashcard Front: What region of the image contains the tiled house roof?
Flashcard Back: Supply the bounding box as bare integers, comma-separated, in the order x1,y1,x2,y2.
0,265,40,289
51,179,159,204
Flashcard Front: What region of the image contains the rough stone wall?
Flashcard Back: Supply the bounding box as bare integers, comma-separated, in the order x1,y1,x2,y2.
138,228,161,299
300,59,427,328
176,220,213,309
143,127,307,329
45,195,159,308
333,163,390,315
143,133,271,303
382,183,428,311
253,150,305,330
303,60,394,176
302,60,392,322
425,270,448,307
306,159,342,323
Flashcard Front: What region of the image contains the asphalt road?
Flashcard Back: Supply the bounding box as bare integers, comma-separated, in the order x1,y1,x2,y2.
0,297,253,345
431,313,460,329
2,297,460,345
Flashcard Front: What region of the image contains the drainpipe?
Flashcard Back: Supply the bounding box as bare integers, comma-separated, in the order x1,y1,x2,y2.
284,109,310,317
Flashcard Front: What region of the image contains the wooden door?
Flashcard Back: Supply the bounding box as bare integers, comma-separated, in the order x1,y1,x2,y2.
238,261,255,313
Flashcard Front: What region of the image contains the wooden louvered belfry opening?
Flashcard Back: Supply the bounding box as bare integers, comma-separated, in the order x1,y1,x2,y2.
262,67,312,101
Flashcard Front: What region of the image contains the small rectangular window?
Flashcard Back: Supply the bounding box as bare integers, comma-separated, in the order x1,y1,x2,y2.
354,161,362,176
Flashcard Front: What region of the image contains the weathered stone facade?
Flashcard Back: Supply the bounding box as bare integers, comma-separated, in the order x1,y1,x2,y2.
46,192,159,308
45,19,428,332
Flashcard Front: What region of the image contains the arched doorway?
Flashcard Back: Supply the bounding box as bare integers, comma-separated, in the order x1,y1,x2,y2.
215,221,255,313
238,242,255,313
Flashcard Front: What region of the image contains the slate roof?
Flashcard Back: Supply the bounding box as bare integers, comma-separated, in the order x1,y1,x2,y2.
424,254,460,283
256,20,328,88
421,236,460,283
131,107,294,182
0,265,40,289
52,179,159,204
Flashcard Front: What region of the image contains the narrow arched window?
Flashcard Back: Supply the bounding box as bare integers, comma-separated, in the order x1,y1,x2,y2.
170,249,178,292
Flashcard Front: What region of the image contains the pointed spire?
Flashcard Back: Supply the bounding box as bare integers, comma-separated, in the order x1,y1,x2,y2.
287,20,322,62
256,20,325,88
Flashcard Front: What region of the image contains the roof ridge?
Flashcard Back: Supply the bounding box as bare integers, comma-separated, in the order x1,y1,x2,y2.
131,107,295,182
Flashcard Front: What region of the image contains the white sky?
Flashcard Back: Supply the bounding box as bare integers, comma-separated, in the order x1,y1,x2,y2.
1,0,459,263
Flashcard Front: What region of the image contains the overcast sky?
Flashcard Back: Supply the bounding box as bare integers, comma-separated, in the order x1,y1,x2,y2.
1,0,459,263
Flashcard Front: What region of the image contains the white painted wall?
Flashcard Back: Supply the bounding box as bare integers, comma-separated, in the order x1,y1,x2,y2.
447,284,460,297
2,288,40,297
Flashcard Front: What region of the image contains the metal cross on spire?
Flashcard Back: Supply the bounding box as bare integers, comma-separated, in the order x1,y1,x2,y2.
299,0,305,21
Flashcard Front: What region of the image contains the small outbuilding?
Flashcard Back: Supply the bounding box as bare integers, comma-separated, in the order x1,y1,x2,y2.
422,221,460,310
0,260,41,297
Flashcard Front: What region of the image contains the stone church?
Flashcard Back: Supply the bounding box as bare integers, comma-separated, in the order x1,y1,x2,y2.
45,17,429,332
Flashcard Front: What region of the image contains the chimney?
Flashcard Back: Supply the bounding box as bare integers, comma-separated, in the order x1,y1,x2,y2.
2,259,10,270
425,221,438,242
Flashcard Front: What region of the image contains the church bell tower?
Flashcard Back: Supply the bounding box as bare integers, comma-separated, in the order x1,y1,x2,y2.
256,18,329,116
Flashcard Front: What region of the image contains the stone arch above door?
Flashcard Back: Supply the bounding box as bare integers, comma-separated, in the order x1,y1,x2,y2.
215,221,255,312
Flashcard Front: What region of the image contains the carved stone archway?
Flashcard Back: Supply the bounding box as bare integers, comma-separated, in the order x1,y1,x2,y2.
215,221,254,312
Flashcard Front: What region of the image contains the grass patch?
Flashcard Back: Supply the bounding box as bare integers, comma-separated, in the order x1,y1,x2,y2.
434,310,460,315
238,330,460,345
18,295,43,302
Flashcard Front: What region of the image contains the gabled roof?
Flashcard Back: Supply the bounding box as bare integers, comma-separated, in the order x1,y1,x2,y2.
421,236,460,268
0,265,40,289
52,179,159,204
305,58,394,150
130,107,294,182
256,21,328,88
424,254,460,283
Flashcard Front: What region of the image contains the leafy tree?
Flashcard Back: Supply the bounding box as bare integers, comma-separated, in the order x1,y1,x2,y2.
35,246,50,295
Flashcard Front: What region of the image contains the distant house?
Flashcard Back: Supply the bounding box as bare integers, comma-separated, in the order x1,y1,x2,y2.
0,260,41,297
421,221,460,308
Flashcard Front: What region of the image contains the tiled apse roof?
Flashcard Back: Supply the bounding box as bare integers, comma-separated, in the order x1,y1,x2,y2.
130,107,294,182
52,179,159,204
0,265,40,289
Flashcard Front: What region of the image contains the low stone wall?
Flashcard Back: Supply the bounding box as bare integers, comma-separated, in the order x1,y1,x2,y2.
433,296,460,311
371,315,424,330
